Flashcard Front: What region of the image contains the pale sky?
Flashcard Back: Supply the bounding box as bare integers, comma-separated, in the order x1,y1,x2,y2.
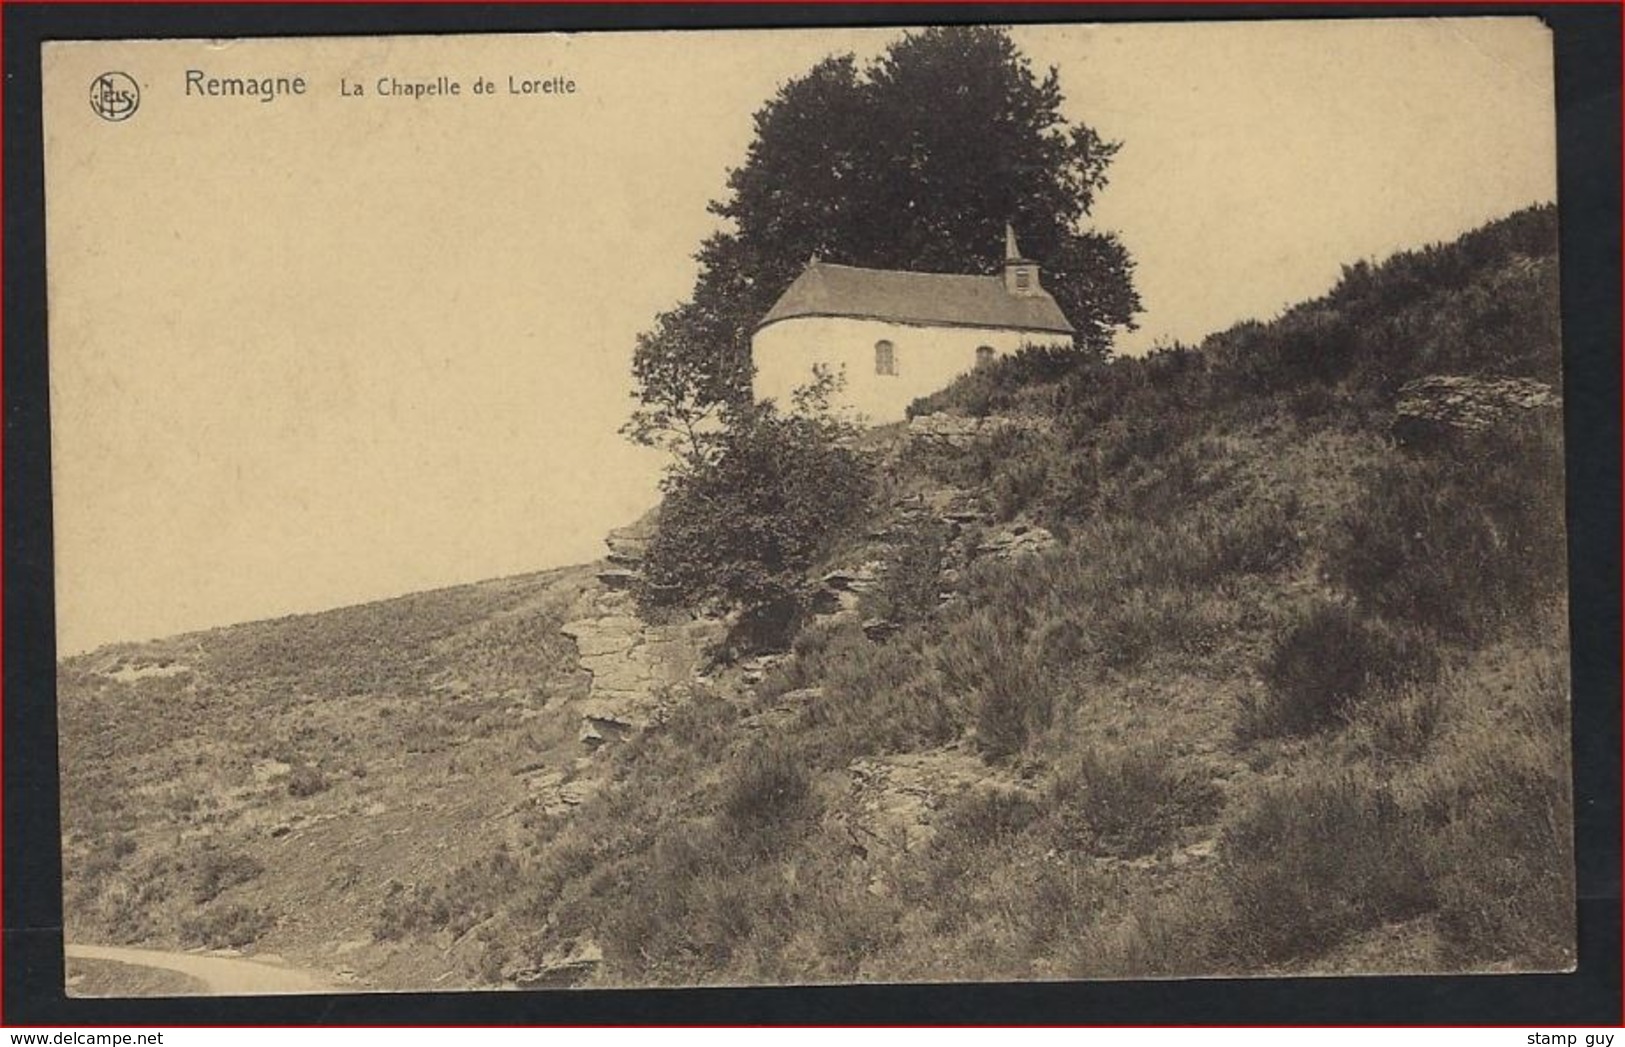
43,19,1556,653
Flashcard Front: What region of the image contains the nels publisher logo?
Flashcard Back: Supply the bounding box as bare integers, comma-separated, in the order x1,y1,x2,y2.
89,72,140,122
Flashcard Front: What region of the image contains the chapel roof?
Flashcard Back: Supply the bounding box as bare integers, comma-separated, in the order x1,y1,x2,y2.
756,261,1075,336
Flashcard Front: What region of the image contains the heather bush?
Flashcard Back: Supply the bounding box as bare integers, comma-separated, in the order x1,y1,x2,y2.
181,903,275,949
1059,877,1231,980
861,519,950,626
1220,771,1433,963
1242,601,1439,739
192,849,265,904
1204,204,1559,407
796,626,961,762
286,763,328,798
385,846,529,940
1413,644,1575,968
373,881,451,942
1327,419,1566,646
907,342,1097,419
936,611,1053,759
938,787,1042,844
1048,746,1222,857
720,743,818,848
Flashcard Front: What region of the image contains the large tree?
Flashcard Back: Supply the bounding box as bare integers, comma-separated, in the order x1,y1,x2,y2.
627,26,1141,458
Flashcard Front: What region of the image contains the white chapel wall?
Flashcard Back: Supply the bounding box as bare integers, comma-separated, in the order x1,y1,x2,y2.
752,316,1072,425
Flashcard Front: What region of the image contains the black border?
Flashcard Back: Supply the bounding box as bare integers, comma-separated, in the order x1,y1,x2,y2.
5,2,1619,1026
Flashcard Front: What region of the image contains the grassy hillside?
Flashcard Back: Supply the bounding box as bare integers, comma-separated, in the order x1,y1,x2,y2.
58,204,1571,990
58,565,599,989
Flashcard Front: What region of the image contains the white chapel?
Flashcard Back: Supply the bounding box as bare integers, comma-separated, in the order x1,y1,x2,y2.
751,227,1076,424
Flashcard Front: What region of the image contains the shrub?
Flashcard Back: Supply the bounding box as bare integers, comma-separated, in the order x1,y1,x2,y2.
373,846,530,943
192,850,265,904
1220,771,1433,963
754,618,855,702
1286,382,1340,423
286,763,328,798
1092,588,1216,671
1060,877,1231,980
1414,645,1575,968
797,629,960,763
908,342,1098,419
921,789,1044,911
1049,746,1222,857
1428,758,1575,968
861,520,949,626
1243,601,1438,739
1200,496,1303,577
639,403,873,645
1328,420,1566,646
1352,682,1449,762
81,876,165,945
373,881,450,942
720,744,817,848
973,677,1048,760
180,903,275,949
938,787,1041,844
937,612,1052,759
813,888,905,978
989,452,1054,522
596,829,731,979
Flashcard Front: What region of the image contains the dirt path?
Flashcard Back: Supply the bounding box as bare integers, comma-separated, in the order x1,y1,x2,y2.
65,944,332,996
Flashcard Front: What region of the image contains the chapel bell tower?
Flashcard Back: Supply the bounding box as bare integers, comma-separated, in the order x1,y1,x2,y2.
1003,224,1043,298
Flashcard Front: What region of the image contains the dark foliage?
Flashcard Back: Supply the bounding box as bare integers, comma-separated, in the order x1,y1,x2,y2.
721,743,818,845
638,403,873,638
180,903,275,949
1221,774,1434,963
908,341,1096,419
1245,602,1439,739
861,518,951,626
191,850,265,905
1205,203,1560,407
1050,747,1222,857
627,26,1141,451
1327,419,1567,645
286,763,328,798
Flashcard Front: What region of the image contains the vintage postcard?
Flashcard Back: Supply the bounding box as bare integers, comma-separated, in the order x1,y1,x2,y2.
44,20,1571,996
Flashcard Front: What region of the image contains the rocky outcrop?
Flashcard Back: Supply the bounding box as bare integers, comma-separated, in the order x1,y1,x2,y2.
502,939,603,989
737,653,788,685
976,522,1058,561
604,520,654,567
831,748,1034,872
805,483,1056,637
811,563,883,619
740,686,822,733
1392,375,1559,447
561,594,724,745
907,412,1052,450
517,766,596,817
594,568,641,591
560,513,725,748
821,563,882,594
861,618,901,642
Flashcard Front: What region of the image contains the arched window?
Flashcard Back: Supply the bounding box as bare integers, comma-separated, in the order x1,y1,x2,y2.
976,345,996,367
1014,268,1032,290
875,340,896,376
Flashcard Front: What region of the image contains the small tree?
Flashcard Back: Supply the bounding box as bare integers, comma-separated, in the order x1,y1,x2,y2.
623,304,754,468
638,398,872,646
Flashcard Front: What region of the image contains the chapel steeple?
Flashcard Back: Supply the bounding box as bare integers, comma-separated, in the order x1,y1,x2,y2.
1002,224,1042,297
